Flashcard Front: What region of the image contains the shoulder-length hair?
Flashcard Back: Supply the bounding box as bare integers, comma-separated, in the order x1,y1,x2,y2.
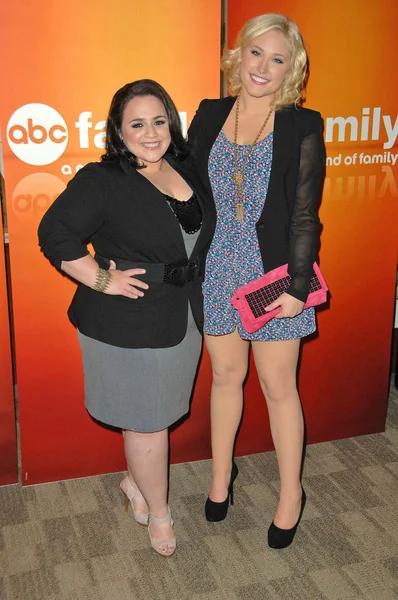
222,14,308,110
102,79,188,168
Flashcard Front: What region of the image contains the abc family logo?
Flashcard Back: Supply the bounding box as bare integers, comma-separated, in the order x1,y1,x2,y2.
7,102,188,167
7,103,104,167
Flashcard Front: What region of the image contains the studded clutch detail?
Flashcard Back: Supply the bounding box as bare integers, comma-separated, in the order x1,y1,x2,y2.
230,263,328,333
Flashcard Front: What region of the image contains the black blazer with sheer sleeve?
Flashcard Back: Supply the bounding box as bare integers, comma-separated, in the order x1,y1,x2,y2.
38,156,216,348
188,96,326,303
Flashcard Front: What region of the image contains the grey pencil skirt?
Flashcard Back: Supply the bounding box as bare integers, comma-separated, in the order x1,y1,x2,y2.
77,306,202,432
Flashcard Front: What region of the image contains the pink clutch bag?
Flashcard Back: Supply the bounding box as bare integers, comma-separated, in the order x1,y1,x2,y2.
230,262,328,333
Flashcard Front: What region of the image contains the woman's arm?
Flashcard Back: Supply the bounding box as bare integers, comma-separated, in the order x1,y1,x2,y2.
286,113,326,303
38,164,148,299
38,164,107,268
266,113,325,318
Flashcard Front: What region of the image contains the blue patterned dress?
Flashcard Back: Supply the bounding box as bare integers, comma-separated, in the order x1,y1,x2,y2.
203,130,316,341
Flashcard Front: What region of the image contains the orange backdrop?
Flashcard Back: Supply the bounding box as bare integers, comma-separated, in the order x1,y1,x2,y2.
0,0,221,485
1,0,397,486
228,0,398,457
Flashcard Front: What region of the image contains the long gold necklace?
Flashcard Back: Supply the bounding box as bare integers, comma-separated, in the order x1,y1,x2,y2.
233,95,273,222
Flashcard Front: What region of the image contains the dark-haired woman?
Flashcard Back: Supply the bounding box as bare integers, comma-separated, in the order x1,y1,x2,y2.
38,79,216,557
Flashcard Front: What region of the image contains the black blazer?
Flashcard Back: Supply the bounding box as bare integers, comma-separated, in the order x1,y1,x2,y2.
188,97,326,302
38,156,216,348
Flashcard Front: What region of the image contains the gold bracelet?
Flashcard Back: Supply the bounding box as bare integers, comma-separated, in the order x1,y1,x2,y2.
92,268,112,293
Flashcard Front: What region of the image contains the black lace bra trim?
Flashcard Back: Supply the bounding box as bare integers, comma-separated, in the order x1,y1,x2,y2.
164,193,202,234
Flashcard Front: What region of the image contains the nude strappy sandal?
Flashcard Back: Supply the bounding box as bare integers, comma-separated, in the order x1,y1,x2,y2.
148,506,176,557
120,476,149,526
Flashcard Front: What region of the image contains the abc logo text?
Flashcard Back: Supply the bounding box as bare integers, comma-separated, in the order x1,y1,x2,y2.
7,104,69,166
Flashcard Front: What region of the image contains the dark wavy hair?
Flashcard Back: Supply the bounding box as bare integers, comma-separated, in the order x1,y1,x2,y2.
101,79,188,168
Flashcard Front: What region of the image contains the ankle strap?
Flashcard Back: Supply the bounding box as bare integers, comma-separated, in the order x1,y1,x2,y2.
149,507,172,525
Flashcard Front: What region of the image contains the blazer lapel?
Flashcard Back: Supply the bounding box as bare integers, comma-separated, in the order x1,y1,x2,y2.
119,163,187,257
202,96,236,153
199,96,236,194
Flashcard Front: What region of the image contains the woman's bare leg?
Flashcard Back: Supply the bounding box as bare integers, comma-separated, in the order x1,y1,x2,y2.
121,430,149,516
252,338,303,528
123,428,174,553
205,330,250,501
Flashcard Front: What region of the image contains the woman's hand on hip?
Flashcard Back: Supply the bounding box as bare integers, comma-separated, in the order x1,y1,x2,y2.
106,260,148,299
266,292,304,319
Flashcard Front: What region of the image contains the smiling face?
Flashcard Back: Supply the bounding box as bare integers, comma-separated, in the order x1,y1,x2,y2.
120,95,171,170
239,29,291,101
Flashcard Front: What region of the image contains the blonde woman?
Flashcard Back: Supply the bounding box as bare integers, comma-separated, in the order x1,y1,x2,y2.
188,14,325,548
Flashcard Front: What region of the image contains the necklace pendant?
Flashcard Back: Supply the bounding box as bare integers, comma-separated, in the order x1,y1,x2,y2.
233,171,243,188
236,202,244,222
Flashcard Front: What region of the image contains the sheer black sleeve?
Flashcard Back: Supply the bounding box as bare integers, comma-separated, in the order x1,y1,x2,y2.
38,164,108,270
286,113,325,302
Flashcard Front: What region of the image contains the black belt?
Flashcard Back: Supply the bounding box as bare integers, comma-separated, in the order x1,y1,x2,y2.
95,253,201,287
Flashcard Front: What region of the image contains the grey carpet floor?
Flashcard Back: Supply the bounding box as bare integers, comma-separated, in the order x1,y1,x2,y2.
1,382,398,600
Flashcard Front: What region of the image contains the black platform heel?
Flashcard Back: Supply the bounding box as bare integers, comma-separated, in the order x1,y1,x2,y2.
205,461,239,522
267,488,306,549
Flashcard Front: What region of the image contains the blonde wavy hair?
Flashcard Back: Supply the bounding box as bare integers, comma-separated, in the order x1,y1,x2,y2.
222,14,308,110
